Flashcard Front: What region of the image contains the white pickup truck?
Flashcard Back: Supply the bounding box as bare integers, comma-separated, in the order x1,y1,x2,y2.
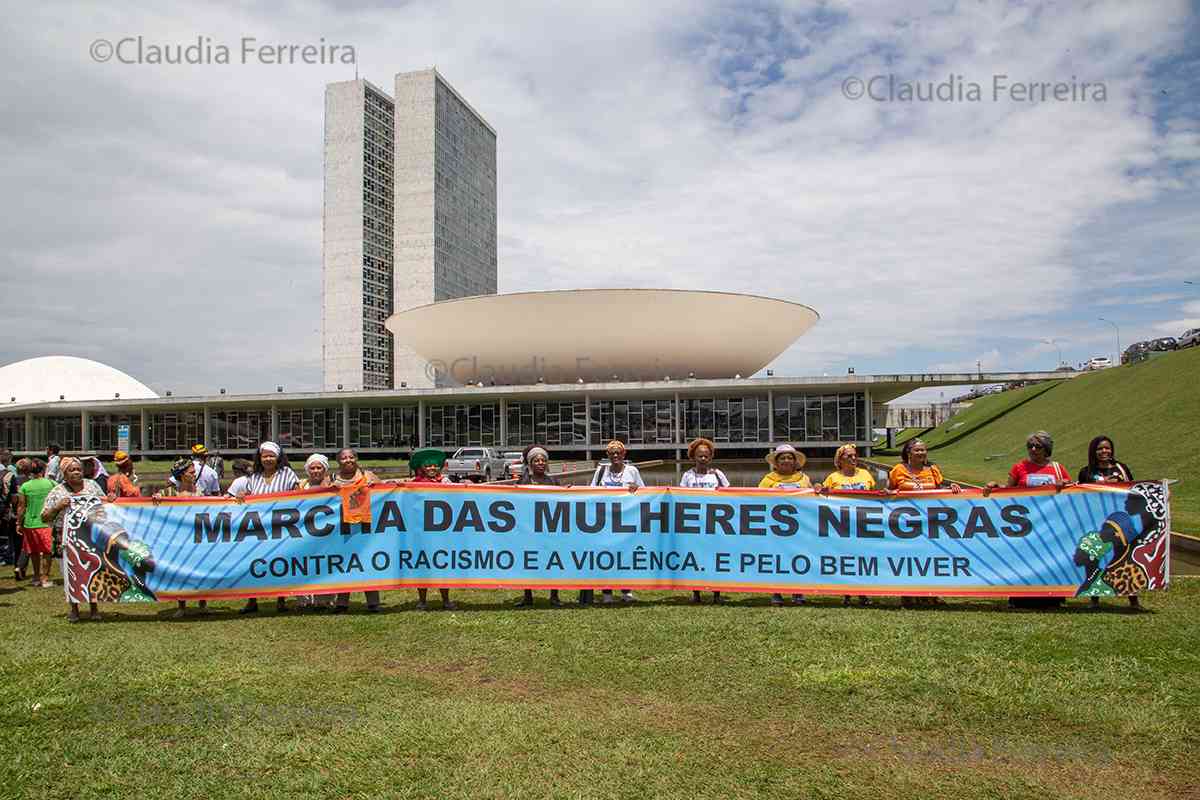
444,447,509,483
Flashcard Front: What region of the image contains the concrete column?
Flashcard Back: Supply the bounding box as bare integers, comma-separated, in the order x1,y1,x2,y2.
499,398,507,449
583,393,591,461
24,412,33,452
270,405,279,443
203,406,211,447
342,401,351,449
140,408,149,452
767,389,775,444
863,388,872,456
417,399,425,448
80,411,90,452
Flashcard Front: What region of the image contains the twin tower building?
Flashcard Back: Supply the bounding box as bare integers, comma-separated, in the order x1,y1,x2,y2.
322,69,497,392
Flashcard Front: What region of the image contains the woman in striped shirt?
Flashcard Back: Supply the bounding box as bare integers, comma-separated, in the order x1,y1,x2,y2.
235,442,299,615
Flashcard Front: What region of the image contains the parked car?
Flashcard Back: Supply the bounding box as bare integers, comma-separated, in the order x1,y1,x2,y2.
444,447,509,483
1122,341,1151,364
1086,356,1112,370
1149,337,1178,352
1178,328,1200,348
501,451,525,480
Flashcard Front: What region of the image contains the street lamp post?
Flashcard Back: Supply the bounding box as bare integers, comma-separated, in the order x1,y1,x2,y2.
1098,318,1120,365
1040,338,1062,368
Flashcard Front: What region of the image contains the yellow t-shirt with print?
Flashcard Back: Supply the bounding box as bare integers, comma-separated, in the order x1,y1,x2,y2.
821,468,876,491
758,471,813,489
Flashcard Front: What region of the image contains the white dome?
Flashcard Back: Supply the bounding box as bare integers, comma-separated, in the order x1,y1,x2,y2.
0,357,158,404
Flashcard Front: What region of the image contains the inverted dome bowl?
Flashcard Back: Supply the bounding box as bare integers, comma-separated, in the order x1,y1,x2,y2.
385,289,819,384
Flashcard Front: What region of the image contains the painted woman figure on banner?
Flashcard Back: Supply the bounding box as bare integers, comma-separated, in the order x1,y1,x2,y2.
1073,481,1170,606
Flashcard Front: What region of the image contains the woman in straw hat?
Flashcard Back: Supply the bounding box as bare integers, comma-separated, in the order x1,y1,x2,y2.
408,448,456,610
681,438,729,604
759,444,811,606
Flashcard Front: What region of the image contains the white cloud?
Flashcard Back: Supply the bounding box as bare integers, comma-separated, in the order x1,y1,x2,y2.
1,0,1197,393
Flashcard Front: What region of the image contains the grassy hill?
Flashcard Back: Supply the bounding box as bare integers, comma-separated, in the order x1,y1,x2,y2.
925,347,1200,532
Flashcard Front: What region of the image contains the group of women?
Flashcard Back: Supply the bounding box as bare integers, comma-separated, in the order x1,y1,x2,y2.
36,430,1141,620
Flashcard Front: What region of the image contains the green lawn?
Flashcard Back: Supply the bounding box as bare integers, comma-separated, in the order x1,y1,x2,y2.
928,347,1200,532
2,576,1197,799
876,381,1063,456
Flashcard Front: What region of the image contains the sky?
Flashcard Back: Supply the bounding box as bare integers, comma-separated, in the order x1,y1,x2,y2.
2,0,1198,401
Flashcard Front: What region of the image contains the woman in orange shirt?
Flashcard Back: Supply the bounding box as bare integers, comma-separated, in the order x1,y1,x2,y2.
888,439,961,492
888,439,959,607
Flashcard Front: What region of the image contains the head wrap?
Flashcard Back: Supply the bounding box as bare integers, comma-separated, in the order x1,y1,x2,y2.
113,450,131,465
834,444,858,468
170,458,193,481
191,443,209,456
525,446,549,464
59,456,82,475
259,441,281,456
1026,431,1054,457
305,453,330,470
687,438,715,460
606,440,627,454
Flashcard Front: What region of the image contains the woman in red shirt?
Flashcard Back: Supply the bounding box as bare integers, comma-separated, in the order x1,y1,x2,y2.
985,431,1072,609
407,449,455,611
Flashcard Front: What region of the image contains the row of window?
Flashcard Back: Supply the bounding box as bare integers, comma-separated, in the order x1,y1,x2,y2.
14,394,872,451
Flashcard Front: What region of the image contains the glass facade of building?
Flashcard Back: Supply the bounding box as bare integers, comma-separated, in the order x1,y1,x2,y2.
5,390,875,453
590,399,676,446
32,416,82,450
682,396,770,443
506,401,587,448
278,407,343,451
362,84,395,390
209,410,271,451
0,417,25,450
148,411,204,451
772,393,867,443
432,77,497,302
89,413,142,452
348,406,418,450
425,403,499,448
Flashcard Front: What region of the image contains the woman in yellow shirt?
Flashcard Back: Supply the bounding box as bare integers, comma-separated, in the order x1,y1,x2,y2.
759,444,810,606
819,444,877,607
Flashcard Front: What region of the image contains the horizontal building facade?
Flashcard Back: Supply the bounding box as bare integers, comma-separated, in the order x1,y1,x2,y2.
0,372,1067,459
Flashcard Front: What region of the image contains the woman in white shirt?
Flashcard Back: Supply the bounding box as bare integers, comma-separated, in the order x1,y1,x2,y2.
680,438,728,604
588,440,643,605
235,442,299,615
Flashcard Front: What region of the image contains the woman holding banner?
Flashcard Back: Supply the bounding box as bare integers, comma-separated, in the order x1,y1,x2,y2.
516,446,563,608
759,444,810,606
40,457,105,622
298,454,332,489
591,440,643,605
889,440,959,607
1076,436,1139,609
236,442,299,616
332,449,381,614
408,449,456,611
154,459,209,617
986,431,1070,609
820,444,875,607
681,438,728,604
